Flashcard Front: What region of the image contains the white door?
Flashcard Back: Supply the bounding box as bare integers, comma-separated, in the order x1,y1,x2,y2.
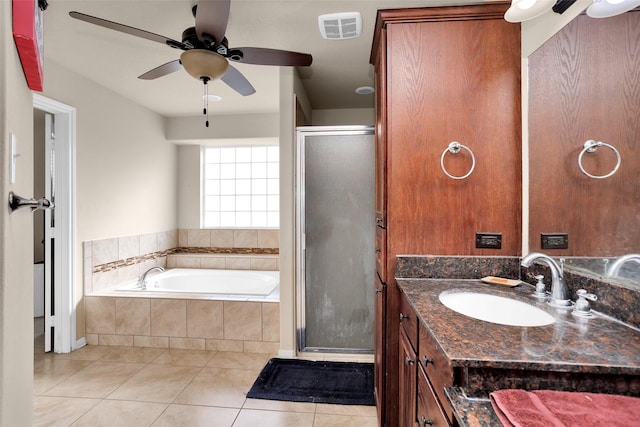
34,94,77,353
43,113,55,352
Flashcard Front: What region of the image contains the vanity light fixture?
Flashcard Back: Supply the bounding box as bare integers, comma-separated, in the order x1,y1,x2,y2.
586,0,640,18
504,0,556,22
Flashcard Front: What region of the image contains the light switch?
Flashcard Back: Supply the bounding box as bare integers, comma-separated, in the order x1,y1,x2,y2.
10,133,18,184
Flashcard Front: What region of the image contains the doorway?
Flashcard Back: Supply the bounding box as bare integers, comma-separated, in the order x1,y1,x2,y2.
296,126,375,353
33,94,77,353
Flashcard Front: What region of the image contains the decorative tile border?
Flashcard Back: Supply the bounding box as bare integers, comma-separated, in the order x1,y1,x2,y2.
92,247,279,274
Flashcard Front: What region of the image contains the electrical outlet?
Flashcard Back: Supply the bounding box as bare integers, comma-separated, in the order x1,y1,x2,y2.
541,233,568,250
476,233,502,249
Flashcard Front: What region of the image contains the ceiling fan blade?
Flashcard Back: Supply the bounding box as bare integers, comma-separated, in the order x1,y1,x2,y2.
69,11,187,50
195,0,230,45
221,65,256,96
138,60,183,80
231,47,313,66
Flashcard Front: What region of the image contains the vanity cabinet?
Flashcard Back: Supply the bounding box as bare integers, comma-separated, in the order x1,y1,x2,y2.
399,289,456,427
399,327,417,427
418,322,454,425
374,272,386,420
370,4,520,425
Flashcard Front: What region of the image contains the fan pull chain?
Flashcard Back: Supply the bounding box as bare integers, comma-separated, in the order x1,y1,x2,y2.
203,79,210,127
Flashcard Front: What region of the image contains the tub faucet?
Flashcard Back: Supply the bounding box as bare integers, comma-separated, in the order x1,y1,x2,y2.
606,254,640,277
138,266,164,289
521,252,572,308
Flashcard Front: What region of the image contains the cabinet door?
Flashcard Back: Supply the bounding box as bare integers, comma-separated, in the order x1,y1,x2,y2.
374,28,387,226
374,273,386,422
417,365,450,427
419,324,454,423
386,17,521,256
399,327,417,427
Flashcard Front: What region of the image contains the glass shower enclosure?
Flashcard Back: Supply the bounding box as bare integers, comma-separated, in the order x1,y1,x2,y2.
296,126,375,353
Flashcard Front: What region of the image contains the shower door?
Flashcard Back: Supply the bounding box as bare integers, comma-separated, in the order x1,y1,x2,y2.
296,126,375,353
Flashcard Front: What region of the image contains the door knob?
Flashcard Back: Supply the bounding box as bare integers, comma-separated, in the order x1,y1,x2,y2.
8,191,53,213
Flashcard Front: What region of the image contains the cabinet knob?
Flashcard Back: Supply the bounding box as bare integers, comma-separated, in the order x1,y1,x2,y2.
421,416,434,426
422,356,434,366
375,247,381,253
405,357,415,365
375,288,383,294
399,313,409,322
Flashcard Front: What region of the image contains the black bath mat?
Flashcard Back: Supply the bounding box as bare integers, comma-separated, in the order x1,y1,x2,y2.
247,358,375,406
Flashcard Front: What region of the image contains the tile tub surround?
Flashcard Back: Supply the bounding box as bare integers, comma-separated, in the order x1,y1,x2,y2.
84,230,179,294
85,296,280,353
85,229,280,294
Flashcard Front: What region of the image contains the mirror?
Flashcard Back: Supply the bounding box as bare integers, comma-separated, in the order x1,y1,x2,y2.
528,12,640,288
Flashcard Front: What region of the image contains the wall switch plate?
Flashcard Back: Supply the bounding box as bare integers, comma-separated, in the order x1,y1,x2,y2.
476,232,502,249
10,133,17,184
541,233,569,249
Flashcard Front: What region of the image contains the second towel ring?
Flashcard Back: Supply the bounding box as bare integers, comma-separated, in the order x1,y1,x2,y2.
440,142,476,180
578,140,621,179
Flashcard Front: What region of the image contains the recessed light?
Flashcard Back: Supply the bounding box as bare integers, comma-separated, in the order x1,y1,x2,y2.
203,94,222,102
355,86,374,95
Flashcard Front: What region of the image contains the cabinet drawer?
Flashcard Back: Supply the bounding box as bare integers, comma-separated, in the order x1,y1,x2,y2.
417,365,450,427
399,290,418,351
419,324,454,423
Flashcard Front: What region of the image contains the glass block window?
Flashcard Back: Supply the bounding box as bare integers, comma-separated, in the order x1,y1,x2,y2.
203,146,279,228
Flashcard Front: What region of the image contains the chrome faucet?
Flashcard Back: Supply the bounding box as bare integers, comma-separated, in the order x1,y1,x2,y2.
521,252,572,308
138,266,164,289
606,254,640,277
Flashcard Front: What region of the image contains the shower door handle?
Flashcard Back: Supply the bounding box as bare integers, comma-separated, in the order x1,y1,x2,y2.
8,191,53,213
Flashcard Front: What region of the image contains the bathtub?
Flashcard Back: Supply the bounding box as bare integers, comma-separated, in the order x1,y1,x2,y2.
87,267,280,352
116,268,279,300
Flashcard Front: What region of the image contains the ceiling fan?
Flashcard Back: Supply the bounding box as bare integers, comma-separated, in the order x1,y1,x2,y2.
69,0,312,124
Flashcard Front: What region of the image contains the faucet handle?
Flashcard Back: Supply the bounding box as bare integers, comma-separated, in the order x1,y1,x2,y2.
532,275,547,299
572,289,597,318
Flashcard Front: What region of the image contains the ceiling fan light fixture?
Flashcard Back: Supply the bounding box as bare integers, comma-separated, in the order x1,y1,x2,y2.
504,0,555,22
180,49,229,81
586,0,640,17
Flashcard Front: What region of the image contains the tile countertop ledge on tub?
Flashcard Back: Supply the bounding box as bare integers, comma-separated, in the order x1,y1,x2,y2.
396,278,640,427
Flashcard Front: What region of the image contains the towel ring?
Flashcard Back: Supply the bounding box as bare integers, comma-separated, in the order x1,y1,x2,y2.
578,140,621,179
440,142,475,180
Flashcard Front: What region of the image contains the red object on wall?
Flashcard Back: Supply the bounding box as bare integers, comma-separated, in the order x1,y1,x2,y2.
13,0,44,91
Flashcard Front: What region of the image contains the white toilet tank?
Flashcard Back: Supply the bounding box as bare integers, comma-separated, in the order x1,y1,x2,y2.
34,263,44,317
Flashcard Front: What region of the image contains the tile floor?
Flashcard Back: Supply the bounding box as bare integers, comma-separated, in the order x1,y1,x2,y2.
33,334,378,426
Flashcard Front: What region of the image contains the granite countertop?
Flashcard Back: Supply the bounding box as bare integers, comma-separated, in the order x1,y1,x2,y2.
397,278,640,374
397,278,640,427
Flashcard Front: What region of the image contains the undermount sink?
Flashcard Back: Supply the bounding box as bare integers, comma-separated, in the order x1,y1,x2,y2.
439,291,555,327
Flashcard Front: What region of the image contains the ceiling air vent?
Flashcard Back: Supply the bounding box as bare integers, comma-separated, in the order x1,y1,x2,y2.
318,12,362,40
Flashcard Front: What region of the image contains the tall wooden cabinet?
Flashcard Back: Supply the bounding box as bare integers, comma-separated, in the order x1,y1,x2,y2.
370,4,521,426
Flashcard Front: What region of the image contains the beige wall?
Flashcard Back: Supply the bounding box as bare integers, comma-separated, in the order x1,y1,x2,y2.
43,60,178,241
177,145,201,229
312,108,375,126
0,0,36,422
39,60,178,340
278,67,297,356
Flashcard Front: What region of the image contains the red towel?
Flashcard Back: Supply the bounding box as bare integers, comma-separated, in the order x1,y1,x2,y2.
490,389,640,427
